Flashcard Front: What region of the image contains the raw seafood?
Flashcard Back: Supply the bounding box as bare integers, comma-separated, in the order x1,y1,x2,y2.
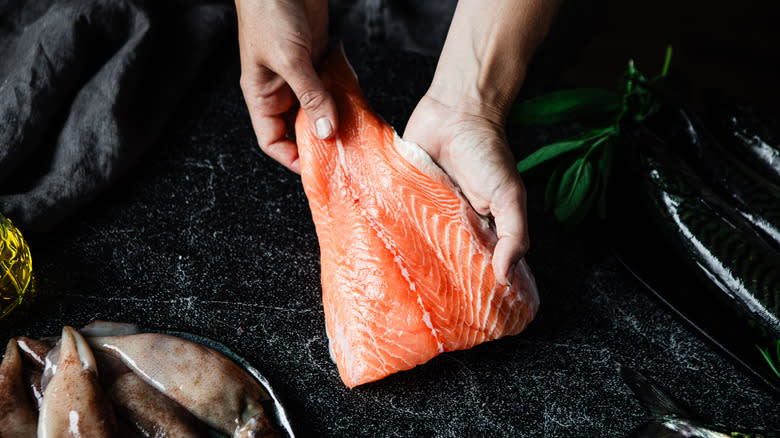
705,94,780,187
623,367,780,436
648,105,780,248
15,336,51,368
80,320,140,337
38,326,116,437
16,336,51,409
1,324,283,437
0,338,38,437
88,333,277,438
625,123,780,342
96,351,203,438
24,367,44,410
296,47,539,387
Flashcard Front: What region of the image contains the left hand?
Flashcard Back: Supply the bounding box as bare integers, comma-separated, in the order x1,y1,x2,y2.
403,94,528,286
236,0,335,174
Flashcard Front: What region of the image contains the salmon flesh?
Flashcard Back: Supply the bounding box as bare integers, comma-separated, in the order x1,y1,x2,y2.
296,48,540,388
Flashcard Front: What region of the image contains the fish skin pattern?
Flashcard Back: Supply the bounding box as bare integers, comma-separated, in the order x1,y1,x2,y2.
296,47,539,388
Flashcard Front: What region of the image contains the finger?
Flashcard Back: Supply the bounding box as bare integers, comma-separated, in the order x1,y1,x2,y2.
239,65,301,172
490,178,529,286
240,62,296,112
243,81,296,117
253,115,301,174
282,57,339,140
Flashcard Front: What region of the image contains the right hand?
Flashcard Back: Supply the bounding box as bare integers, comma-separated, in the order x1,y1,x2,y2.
236,0,337,174
404,94,529,286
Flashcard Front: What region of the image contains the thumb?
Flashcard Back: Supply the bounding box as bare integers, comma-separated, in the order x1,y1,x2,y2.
284,59,339,140
491,178,529,286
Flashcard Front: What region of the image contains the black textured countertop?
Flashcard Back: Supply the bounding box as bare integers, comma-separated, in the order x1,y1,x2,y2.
2,41,779,437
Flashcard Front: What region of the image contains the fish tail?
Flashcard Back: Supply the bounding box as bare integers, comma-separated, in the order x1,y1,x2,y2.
628,423,697,438
622,367,693,419
624,367,780,438
621,367,704,438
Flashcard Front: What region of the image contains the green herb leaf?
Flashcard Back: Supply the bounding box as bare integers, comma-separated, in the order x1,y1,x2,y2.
517,138,589,173
553,158,594,222
544,163,567,209
658,45,673,78
565,174,602,226
517,127,615,174
597,138,618,219
509,89,620,126
757,340,780,379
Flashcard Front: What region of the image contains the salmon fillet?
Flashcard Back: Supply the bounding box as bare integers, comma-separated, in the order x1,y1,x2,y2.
296,47,539,388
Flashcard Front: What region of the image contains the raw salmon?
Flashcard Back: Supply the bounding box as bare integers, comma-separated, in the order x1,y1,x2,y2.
296,47,539,388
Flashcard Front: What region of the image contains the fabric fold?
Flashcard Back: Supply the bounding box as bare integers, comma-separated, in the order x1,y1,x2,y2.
0,0,233,231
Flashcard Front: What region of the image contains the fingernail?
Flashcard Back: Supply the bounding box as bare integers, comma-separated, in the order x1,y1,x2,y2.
315,118,333,139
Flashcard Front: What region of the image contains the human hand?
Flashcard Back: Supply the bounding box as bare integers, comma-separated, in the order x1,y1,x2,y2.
403,94,529,286
401,0,559,285
236,0,336,174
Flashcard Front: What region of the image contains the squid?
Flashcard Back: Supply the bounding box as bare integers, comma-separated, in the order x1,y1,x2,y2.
38,326,116,437
96,351,204,437
15,336,52,368
80,320,140,337
0,338,38,437
88,333,278,437
16,336,53,409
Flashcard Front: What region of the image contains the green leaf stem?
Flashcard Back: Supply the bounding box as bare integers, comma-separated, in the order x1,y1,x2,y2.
757,340,780,379
513,45,673,226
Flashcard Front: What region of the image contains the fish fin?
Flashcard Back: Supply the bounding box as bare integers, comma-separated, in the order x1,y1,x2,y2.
61,326,98,374
14,336,52,368
621,366,694,419
1,338,21,373
41,340,60,391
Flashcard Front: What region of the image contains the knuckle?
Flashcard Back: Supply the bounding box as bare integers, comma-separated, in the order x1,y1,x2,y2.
240,78,284,112
251,98,270,114
277,48,308,73
297,89,326,111
258,138,281,158
256,140,271,154
240,74,269,98
239,75,253,94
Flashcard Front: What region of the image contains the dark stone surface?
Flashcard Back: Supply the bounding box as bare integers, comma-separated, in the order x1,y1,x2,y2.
2,41,779,437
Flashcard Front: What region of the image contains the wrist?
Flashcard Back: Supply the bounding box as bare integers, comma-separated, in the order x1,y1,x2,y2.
425,59,528,126
426,1,535,124
426,0,559,125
